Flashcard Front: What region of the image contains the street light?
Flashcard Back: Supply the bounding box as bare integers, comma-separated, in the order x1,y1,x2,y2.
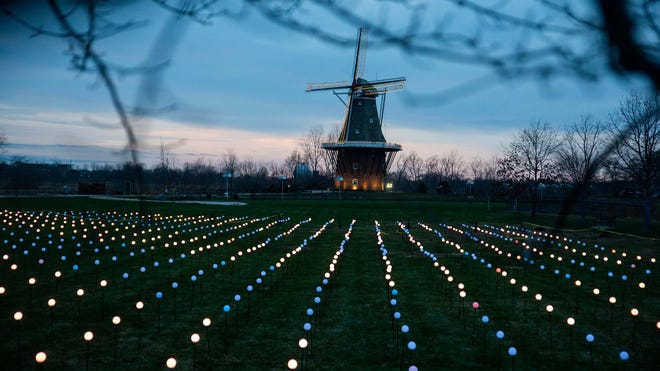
336,176,343,200
223,172,232,200
279,175,287,200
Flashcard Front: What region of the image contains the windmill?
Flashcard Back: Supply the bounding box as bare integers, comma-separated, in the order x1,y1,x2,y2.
306,27,406,191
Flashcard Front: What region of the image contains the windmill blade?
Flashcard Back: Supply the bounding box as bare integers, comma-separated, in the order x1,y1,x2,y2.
305,81,351,92
352,27,368,83
354,77,406,95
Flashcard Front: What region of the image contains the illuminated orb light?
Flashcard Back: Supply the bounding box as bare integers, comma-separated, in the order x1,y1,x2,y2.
545,305,554,313
112,316,121,325
35,351,47,363
298,338,308,349
619,351,629,361
136,301,144,310
567,317,575,326
84,331,94,341
508,347,517,356
586,334,595,343
14,311,23,321
48,298,56,307
190,333,200,343
287,358,298,370
202,318,211,327
166,357,177,369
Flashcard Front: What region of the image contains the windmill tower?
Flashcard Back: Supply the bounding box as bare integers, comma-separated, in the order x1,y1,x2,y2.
306,27,405,191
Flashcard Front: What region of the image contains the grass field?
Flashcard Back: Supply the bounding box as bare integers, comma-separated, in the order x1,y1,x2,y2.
0,196,657,370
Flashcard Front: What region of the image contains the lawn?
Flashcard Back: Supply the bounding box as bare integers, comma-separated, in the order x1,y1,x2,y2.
0,196,657,370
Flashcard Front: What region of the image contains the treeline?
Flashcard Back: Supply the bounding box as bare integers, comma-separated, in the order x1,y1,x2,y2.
0,91,657,225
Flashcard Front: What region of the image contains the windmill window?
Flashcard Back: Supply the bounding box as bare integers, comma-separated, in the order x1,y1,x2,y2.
352,162,359,170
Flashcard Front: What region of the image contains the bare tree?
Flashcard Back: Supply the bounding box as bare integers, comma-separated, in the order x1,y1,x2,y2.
439,150,464,181
470,155,500,211
320,125,339,177
609,91,660,229
558,115,607,184
300,126,325,175
221,149,237,175
392,152,412,190
241,0,660,95
283,149,301,178
499,121,561,216
405,151,424,183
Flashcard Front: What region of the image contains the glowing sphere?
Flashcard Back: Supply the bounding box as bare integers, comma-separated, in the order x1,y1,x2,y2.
136,301,144,310
619,351,629,361
76,289,84,297
586,334,595,343
545,305,554,313
567,317,575,326
14,311,23,321
190,333,200,343
202,318,211,327
609,297,616,304
84,331,94,341
630,308,639,316
408,341,416,350
166,357,177,368
35,351,47,363
223,305,230,313
401,325,409,333
496,331,504,339
112,316,121,325
287,359,298,370
298,338,308,349
48,298,56,307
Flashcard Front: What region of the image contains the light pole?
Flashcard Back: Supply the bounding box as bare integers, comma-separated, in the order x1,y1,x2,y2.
336,176,343,200
223,172,232,200
280,175,287,200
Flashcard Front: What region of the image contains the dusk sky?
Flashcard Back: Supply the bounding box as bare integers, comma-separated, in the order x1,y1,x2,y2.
0,1,648,168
